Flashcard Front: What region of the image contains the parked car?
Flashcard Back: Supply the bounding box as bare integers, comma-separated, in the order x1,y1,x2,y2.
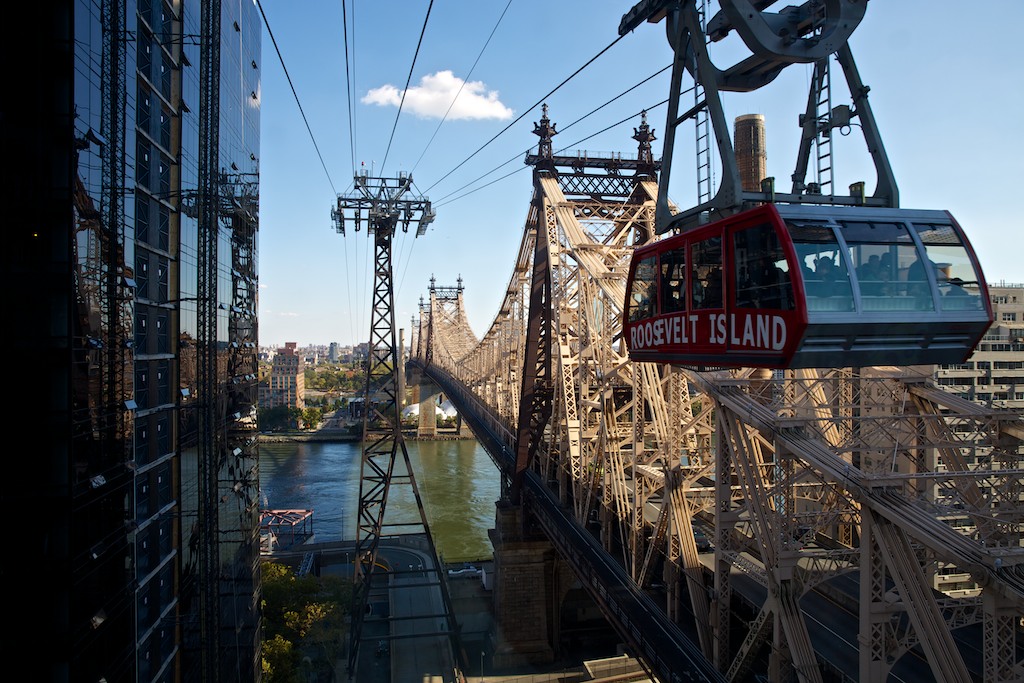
692,526,711,552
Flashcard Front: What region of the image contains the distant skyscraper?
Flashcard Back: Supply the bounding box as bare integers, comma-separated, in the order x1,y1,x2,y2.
3,1,262,680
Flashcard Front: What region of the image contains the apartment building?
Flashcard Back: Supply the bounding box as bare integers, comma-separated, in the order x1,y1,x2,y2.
937,282,1024,409
268,341,306,410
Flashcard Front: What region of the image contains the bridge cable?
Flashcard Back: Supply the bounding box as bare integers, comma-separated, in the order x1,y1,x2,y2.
380,0,435,174
422,32,628,195
411,0,514,175
433,64,673,206
254,0,336,195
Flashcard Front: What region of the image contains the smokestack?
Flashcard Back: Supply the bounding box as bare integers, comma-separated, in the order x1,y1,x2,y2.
734,114,767,192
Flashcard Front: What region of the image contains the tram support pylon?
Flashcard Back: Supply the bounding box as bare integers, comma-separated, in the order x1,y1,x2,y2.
332,173,464,679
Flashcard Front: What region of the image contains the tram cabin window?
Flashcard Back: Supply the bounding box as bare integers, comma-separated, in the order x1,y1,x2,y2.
911,222,985,311
660,248,687,313
691,236,723,309
788,221,854,311
734,222,795,310
629,256,658,322
840,220,929,310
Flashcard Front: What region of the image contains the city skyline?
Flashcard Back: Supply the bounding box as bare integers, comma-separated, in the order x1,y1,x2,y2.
256,1,1024,348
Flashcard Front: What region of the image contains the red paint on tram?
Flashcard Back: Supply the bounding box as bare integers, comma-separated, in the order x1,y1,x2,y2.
623,203,993,369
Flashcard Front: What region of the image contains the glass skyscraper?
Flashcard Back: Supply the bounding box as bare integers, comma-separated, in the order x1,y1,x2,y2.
3,1,262,680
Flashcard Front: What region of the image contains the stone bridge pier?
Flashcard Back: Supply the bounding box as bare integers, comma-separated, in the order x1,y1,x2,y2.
488,500,575,668
407,365,440,437
407,365,466,438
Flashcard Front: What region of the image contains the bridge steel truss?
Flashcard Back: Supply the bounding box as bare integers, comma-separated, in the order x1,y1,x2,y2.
411,150,1023,681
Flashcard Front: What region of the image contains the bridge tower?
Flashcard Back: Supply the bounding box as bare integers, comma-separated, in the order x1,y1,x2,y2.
331,173,464,677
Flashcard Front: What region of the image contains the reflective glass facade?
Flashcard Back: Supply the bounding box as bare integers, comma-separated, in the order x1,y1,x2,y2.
3,1,260,680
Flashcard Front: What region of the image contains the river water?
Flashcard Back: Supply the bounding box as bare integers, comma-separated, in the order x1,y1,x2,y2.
258,438,502,563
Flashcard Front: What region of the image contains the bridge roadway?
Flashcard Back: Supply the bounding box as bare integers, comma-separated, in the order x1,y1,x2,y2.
412,359,726,683
413,360,1016,683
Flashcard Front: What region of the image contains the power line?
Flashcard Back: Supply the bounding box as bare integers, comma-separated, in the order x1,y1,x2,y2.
338,2,359,342
434,65,673,206
397,1,513,301
410,0,514,175
254,0,336,195
436,98,671,209
423,31,628,196
342,0,356,174
380,0,435,173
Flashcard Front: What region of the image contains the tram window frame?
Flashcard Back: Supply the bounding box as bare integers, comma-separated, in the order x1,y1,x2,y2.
839,220,935,311
787,220,855,311
629,255,658,322
911,222,985,311
690,236,723,309
732,222,795,311
660,247,687,313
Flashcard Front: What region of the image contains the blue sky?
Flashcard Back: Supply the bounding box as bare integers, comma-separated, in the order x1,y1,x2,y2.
256,0,1024,349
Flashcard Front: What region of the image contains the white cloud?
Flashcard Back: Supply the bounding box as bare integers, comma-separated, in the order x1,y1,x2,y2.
362,70,513,121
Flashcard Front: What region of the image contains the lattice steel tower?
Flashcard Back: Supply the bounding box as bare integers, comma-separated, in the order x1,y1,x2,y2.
332,172,463,678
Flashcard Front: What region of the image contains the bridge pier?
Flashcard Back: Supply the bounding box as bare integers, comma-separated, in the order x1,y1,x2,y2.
409,368,440,438
489,499,567,668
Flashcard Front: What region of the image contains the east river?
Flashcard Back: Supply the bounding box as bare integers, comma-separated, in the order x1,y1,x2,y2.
258,438,502,562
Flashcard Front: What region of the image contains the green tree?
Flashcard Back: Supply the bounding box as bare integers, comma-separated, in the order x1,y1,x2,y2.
261,561,352,681
259,405,291,432
301,407,323,430
262,634,300,683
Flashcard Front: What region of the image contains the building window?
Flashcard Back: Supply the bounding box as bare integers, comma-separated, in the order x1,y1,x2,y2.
136,138,151,189
136,196,151,245
1002,312,1018,322
156,312,169,353
158,206,170,251
157,259,169,302
136,311,149,354
137,85,151,132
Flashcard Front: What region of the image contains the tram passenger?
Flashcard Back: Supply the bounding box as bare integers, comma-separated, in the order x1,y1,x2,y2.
799,257,815,286
755,259,786,308
907,255,938,307
704,266,723,308
811,257,839,297
946,277,969,295
877,253,895,295
857,254,883,295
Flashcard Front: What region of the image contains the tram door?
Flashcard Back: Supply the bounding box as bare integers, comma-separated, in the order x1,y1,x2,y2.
688,236,724,355
729,222,799,358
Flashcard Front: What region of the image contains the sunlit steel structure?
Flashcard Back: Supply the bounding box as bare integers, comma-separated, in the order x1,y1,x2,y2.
409,4,1024,677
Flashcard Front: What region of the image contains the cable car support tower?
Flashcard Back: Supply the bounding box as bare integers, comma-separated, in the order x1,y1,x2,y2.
620,0,895,236
332,173,464,678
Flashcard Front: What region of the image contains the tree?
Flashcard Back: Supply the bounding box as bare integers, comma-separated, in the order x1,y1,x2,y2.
262,634,300,683
301,407,322,430
260,561,352,681
259,405,292,432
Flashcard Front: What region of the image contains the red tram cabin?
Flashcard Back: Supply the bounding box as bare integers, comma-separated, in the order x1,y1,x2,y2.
623,204,993,369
